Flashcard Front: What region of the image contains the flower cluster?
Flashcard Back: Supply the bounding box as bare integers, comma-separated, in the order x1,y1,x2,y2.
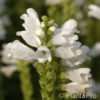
4,8,92,94
88,4,100,19
90,42,100,57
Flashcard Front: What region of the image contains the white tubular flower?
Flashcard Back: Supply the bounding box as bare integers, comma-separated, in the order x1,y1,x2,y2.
16,8,45,48
45,0,61,5
5,8,52,63
1,44,15,64
89,42,100,57
0,20,6,40
52,19,90,67
0,66,17,78
52,19,78,45
66,68,91,83
6,40,36,61
55,43,90,67
35,46,52,63
17,31,41,47
61,19,77,31
65,82,91,93
19,8,44,38
88,4,100,19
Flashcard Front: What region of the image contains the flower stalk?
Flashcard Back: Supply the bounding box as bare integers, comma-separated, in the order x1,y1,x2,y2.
35,61,58,100
17,60,34,100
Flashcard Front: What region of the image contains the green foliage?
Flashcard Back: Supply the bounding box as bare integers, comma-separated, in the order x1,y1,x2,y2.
17,60,34,100
48,0,77,26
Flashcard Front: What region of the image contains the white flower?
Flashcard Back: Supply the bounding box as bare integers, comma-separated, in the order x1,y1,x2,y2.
66,68,91,83
0,20,6,40
35,46,52,63
55,42,81,59
1,44,15,64
0,66,17,78
6,8,52,63
88,4,100,19
18,8,44,38
56,43,90,67
52,19,78,45
6,40,36,61
16,8,45,48
89,42,100,57
45,0,61,5
17,31,41,47
65,82,91,93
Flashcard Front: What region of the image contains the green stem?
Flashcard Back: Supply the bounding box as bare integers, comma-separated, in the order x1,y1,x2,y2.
34,61,58,100
17,60,34,100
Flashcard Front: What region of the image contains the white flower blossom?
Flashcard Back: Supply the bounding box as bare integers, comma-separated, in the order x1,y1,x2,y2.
6,8,52,63
52,19,78,45
0,66,17,78
88,4,100,19
64,67,92,93
55,41,90,67
18,8,44,38
50,18,92,93
66,68,91,83
17,31,41,47
45,0,61,5
5,8,92,93
89,42,100,57
6,40,36,61
1,44,15,64
35,46,52,63
65,82,91,93
1,45,17,78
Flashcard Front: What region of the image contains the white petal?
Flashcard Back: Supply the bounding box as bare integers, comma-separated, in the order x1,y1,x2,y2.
52,32,67,45
59,43,90,67
1,44,15,64
88,4,100,19
61,19,77,31
89,42,100,57
17,31,41,47
21,8,44,38
51,19,78,46
35,46,52,63
55,46,75,59
0,66,17,78
6,40,36,61
66,68,91,83
65,82,91,93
